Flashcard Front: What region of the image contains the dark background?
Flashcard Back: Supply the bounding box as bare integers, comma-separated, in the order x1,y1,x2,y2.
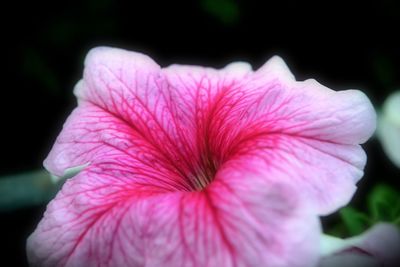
1,0,399,266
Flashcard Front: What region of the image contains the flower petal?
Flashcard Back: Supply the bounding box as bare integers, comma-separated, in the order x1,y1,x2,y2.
353,223,400,266
251,63,376,145
163,58,376,214
319,223,400,267
27,166,320,267
45,47,160,176
246,77,375,214
377,91,400,168
319,253,380,267
256,55,295,81
44,102,194,192
50,48,375,215
32,48,375,267
382,91,400,125
378,116,400,168
45,47,202,191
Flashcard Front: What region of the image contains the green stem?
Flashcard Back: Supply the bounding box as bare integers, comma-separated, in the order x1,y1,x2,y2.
0,169,59,212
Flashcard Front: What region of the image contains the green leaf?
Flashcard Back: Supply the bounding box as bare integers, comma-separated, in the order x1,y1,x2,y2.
394,217,400,227
368,184,400,222
22,49,60,95
201,0,240,25
325,223,348,238
373,55,396,87
339,207,371,235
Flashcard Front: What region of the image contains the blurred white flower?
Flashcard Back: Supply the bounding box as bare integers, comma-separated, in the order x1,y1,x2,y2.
378,91,400,168
319,223,400,267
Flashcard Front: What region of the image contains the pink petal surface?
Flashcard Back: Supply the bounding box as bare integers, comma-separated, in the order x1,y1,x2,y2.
28,47,376,267
27,164,320,267
163,55,375,214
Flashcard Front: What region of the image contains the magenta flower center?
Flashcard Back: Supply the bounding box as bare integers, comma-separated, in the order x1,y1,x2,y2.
130,86,243,192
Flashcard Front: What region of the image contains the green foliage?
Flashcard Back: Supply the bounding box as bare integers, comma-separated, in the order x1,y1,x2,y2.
339,207,372,235
22,49,60,95
201,0,240,25
0,170,58,212
328,184,400,237
373,55,396,87
368,184,400,225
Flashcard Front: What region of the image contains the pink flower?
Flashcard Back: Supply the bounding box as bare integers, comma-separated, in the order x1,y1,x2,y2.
27,47,376,267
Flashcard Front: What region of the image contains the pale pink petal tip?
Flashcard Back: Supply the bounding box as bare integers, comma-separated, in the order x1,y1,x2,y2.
257,55,295,80
223,61,252,73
